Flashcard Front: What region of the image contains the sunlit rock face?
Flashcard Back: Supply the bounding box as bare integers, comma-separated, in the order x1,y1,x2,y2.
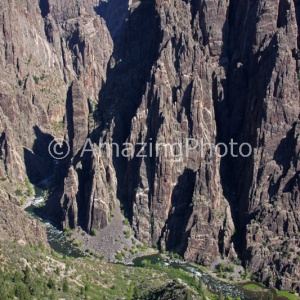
0,0,299,292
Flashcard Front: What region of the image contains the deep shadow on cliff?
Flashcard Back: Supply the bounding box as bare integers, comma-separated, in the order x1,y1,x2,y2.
94,0,129,41
95,0,162,218
23,126,54,185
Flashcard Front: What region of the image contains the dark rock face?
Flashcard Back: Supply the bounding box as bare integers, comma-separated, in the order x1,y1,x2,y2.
0,0,299,292
76,0,298,291
0,0,113,245
95,0,130,40
223,0,300,291
69,80,89,156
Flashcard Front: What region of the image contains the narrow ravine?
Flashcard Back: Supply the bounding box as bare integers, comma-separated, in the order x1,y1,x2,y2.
25,189,291,300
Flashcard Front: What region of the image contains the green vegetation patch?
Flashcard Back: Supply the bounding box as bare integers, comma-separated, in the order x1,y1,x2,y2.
244,284,263,291
0,240,215,300
276,290,300,300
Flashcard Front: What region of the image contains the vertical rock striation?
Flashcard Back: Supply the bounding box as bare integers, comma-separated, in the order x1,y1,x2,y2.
0,0,299,292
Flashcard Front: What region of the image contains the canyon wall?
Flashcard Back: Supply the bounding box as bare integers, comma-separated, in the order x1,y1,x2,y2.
0,0,299,292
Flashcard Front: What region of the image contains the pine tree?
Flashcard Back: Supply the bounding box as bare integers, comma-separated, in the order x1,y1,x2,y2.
0,281,8,300
24,266,31,285
268,293,274,300
14,282,31,300
47,278,56,290
62,279,69,293
197,278,203,292
218,290,224,300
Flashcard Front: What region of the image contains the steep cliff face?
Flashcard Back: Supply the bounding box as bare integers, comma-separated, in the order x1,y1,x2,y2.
122,0,235,264
63,0,299,291
222,0,300,290
0,0,299,293
0,0,113,245
0,0,112,184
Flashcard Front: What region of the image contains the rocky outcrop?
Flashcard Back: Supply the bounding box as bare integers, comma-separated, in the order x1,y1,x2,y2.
60,166,79,229
0,190,47,247
85,147,117,233
69,80,89,156
0,0,299,293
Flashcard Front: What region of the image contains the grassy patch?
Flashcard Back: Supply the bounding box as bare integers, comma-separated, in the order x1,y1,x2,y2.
245,284,263,291
276,290,300,300
0,240,214,300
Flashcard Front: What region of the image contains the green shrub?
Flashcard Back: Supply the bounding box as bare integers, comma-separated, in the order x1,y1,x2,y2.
227,265,235,272
115,253,122,261
218,263,225,272
25,178,33,197
141,260,151,267
15,189,22,197
14,282,31,300
33,76,39,84
243,268,249,279
142,244,148,251
92,229,97,236
47,278,56,289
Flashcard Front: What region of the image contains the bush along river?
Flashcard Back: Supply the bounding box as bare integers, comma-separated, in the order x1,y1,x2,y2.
26,188,296,300
133,255,294,300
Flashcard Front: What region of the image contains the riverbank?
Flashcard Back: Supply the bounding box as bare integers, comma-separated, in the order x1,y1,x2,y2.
0,240,206,300
24,189,300,300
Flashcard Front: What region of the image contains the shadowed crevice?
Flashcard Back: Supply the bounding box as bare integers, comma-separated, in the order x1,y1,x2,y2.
94,0,130,41
39,0,50,18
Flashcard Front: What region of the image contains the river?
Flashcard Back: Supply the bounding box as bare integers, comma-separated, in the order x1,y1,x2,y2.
25,187,291,300
25,187,83,258
133,255,288,300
